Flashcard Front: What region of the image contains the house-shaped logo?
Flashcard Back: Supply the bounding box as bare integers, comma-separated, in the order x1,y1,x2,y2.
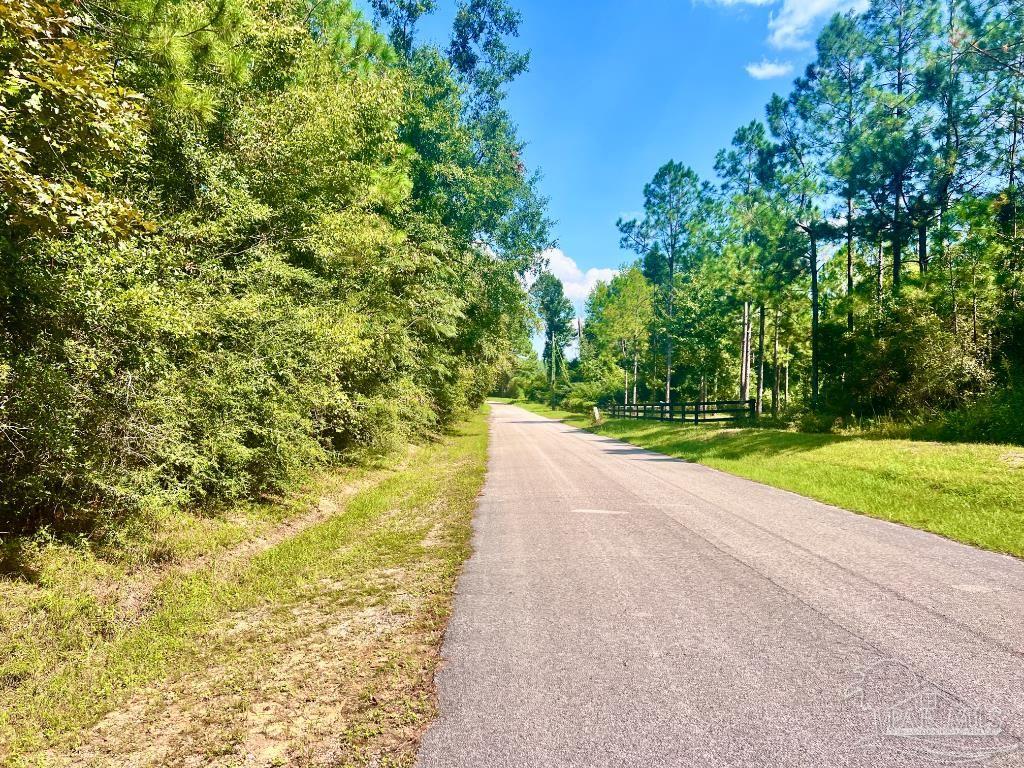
847,659,1020,764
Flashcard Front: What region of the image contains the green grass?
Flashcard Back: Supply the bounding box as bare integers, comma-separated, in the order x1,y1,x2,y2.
509,400,1024,559
495,399,579,421
0,410,489,765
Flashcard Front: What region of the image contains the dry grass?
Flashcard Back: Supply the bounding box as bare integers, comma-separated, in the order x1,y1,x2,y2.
0,410,488,767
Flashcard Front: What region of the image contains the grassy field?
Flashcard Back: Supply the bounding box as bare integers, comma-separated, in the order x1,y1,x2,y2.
0,410,488,767
503,400,1024,559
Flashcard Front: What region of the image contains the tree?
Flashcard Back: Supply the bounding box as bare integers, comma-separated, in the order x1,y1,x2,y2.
617,162,710,404
715,121,777,407
448,0,529,114
0,0,552,531
586,267,654,404
769,94,828,408
567,0,1024,426
530,272,574,396
368,0,437,57
795,12,870,332
0,0,146,241
860,0,942,292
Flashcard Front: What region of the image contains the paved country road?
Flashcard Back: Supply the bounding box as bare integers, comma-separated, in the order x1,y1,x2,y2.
416,404,1024,768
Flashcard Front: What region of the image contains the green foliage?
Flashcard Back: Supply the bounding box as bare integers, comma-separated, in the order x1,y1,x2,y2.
1,0,550,532
529,270,574,395
0,0,147,238
928,387,1024,445
565,0,1023,444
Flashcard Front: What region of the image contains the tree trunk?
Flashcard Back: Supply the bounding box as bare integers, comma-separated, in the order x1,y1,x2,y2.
549,330,555,390
1009,101,1019,227
739,302,750,401
918,220,928,275
972,260,979,347
772,309,780,418
756,304,765,415
892,215,902,292
621,340,629,404
847,196,855,332
784,361,789,409
632,347,639,406
664,349,672,405
810,233,820,409
892,14,906,294
876,240,884,303
664,260,674,406
948,245,959,336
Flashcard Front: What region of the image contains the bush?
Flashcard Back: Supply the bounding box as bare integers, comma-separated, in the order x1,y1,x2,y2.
561,380,617,412
822,295,990,416
929,387,1024,445
0,0,549,535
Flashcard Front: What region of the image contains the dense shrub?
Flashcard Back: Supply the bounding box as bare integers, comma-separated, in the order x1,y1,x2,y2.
821,295,991,417
930,387,1024,446
0,0,549,532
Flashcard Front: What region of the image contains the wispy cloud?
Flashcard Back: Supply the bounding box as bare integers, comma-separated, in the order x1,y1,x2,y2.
707,0,869,50
745,59,794,79
767,0,869,49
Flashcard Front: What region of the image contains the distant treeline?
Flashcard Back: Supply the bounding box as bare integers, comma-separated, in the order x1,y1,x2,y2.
0,0,550,531
517,0,1022,442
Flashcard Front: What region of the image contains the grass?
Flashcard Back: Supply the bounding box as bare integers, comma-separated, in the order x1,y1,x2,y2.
493,399,577,421
506,399,1024,559
0,409,488,767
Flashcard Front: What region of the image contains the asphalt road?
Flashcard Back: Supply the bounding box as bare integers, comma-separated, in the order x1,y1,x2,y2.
416,403,1024,768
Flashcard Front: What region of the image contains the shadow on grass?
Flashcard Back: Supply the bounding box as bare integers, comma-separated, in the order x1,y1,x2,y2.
601,446,687,462
0,538,41,583
595,421,858,462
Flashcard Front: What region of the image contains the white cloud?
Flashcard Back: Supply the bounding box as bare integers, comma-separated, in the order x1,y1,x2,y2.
707,0,869,50
745,59,794,79
543,248,617,304
767,0,869,49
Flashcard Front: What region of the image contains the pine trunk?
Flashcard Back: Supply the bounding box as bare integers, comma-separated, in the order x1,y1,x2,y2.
772,309,780,418
877,240,884,303
756,304,765,415
632,348,639,406
810,233,820,408
847,196,855,332
918,221,928,274
739,302,751,401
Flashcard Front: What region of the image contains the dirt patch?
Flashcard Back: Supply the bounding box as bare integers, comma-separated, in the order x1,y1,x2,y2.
1001,451,1024,469
5,413,486,768
41,566,439,768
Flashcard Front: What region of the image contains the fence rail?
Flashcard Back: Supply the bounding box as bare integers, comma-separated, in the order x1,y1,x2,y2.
606,399,756,424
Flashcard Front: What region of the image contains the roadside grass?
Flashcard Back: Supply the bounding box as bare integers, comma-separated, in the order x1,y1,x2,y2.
0,410,488,767
492,399,578,422
508,400,1024,559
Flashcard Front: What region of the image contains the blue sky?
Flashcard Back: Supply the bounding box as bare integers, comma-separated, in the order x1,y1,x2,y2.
359,0,866,310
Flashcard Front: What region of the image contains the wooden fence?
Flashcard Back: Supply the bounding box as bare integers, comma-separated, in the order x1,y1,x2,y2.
606,399,756,424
